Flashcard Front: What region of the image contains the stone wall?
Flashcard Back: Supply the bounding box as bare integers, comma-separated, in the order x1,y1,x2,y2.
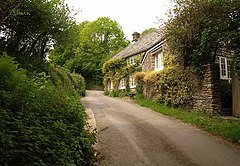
142,52,155,72
232,68,240,116
193,64,221,115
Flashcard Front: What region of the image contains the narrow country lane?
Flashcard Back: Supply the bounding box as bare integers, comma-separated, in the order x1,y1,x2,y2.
81,90,240,166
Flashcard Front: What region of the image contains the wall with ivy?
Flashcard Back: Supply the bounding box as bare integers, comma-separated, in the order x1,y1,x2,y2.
135,68,197,107
102,55,142,96
135,52,200,108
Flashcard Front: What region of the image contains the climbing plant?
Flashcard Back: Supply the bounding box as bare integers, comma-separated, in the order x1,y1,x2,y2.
134,53,198,107
102,57,141,96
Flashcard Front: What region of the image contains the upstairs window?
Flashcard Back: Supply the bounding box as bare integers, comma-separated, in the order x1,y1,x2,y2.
219,56,232,80
127,56,135,65
155,52,164,71
119,78,126,89
129,76,136,88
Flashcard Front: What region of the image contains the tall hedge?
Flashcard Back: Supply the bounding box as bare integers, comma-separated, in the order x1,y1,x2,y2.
0,55,95,165
135,68,197,107
49,66,86,97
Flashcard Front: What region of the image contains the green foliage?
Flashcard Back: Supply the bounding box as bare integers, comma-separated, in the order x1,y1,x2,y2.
102,57,141,93
165,0,240,75
135,95,240,142
134,72,145,94
0,0,74,72
50,17,130,86
103,58,126,90
0,55,95,165
135,67,196,107
49,66,86,97
70,72,86,96
107,90,130,98
141,28,157,36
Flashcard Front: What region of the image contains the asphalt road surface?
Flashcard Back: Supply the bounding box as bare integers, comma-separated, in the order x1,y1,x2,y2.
81,90,240,166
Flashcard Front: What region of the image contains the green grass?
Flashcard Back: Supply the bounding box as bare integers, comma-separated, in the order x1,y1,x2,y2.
135,95,240,143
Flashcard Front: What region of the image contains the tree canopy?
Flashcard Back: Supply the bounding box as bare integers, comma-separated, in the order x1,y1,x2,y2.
165,0,240,76
0,1,95,165
141,28,157,36
0,0,74,71
50,17,130,87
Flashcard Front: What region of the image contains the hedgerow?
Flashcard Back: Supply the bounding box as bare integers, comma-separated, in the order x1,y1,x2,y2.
134,53,198,107
49,66,86,97
0,55,95,165
136,68,193,106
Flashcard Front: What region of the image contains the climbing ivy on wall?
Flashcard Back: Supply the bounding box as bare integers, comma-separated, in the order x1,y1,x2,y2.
135,69,197,107
134,53,198,107
102,57,141,95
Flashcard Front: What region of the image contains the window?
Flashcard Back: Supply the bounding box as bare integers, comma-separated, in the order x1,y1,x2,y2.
219,56,232,80
127,57,135,65
155,52,164,71
110,80,113,90
119,78,126,89
129,76,136,88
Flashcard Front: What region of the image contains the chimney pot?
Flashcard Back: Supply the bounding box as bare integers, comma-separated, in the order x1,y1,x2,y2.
132,32,140,42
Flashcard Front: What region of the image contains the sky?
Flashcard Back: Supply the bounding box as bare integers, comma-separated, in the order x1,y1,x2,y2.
64,0,174,40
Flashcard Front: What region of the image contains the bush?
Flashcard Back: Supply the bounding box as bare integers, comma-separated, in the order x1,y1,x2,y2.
0,55,95,165
49,66,86,97
135,68,195,107
70,72,86,96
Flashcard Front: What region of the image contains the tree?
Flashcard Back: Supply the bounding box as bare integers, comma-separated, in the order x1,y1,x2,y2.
165,0,240,75
50,17,130,87
141,28,157,36
0,0,74,72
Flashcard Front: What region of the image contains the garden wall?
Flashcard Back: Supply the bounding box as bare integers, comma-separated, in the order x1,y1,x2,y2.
193,64,221,115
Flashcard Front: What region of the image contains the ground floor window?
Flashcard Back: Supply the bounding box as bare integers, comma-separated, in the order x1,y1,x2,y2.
219,56,232,80
119,78,126,89
108,80,113,91
129,76,136,88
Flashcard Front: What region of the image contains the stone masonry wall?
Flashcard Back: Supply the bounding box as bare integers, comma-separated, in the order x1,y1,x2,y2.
142,52,155,72
193,64,221,115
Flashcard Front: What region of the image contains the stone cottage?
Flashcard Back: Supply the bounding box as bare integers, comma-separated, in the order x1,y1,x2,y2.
105,29,239,116
106,30,164,91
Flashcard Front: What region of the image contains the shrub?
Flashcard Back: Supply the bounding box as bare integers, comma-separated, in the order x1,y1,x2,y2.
48,66,86,97
135,67,195,107
70,72,86,96
0,55,95,165
107,90,129,98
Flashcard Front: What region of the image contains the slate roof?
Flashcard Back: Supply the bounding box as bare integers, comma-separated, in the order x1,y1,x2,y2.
113,29,164,59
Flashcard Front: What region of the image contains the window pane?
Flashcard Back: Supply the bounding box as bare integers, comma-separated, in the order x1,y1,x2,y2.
227,60,231,78
220,57,226,77
155,54,158,69
159,53,164,68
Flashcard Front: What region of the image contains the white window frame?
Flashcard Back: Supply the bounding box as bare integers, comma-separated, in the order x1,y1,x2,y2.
155,52,164,71
119,78,126,89
127,56,135,66
219,56,232,80
129,76,136,89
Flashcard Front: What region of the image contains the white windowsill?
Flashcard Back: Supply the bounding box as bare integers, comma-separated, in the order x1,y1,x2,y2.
155,67,164,71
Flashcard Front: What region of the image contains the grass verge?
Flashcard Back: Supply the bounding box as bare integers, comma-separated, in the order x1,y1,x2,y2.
135,95,240,143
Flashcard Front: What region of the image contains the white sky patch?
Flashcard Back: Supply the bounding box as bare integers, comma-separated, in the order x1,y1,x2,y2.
64,0,174,40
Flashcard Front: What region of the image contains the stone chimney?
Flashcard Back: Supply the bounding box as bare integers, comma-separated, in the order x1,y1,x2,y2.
132,32,140,42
